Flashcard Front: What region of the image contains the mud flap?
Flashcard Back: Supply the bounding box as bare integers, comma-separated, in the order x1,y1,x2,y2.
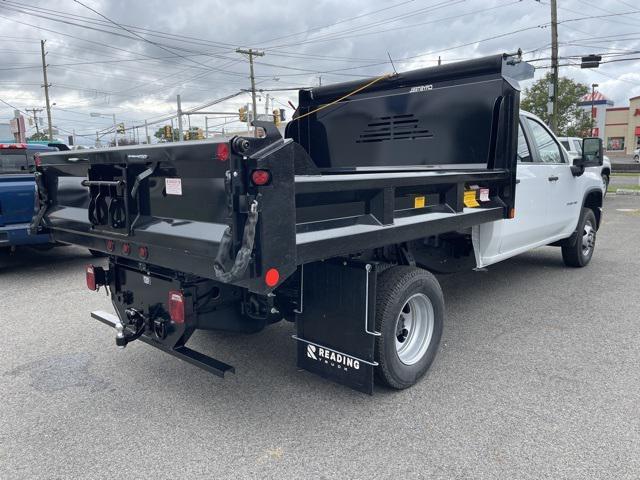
294,260,380,394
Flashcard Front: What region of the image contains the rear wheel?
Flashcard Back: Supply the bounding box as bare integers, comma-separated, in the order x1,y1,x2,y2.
562,208,597,267
374,266,444,389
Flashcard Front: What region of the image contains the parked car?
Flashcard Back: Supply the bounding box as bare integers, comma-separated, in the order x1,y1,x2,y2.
0,143,55,250
634,148,639,162
559,136,611,194
33,54,604,393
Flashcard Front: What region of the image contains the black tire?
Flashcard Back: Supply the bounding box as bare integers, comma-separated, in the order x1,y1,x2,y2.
374,266,444,389
602,174,609,197
562,208,597,268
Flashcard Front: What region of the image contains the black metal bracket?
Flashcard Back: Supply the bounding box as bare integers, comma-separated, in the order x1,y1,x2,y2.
90,310,235,377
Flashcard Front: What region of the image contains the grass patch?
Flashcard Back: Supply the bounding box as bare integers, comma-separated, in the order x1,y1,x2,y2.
608,184,640,193
611,173,640,177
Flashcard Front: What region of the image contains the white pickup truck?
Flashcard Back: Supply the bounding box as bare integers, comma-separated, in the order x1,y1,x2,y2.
475,112,604,271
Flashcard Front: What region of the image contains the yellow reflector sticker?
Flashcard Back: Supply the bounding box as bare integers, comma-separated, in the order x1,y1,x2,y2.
464,190,480,208
414,196,426,208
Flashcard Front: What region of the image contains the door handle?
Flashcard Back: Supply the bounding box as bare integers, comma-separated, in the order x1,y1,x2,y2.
548,175,559,182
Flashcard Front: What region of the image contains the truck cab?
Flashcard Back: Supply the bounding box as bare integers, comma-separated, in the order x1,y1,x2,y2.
0,143,54,249
474,112,604,268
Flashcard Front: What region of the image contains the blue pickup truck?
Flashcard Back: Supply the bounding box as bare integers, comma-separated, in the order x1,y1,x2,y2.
0,143,59,250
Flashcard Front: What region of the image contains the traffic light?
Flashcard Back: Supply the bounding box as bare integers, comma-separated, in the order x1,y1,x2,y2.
239,106,248,122
581,55,602,69
184,131,190,141
116,123,125,134
196,128,204,140
273,109,281,127
163,125,173,139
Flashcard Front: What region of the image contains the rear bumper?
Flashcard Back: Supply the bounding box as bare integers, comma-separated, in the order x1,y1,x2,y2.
0,222,52,246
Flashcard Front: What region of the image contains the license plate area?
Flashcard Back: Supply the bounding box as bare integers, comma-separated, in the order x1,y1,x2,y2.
112,266,193,348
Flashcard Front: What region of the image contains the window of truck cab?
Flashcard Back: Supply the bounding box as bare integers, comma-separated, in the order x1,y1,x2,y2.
524,117,566,164
517,122,532,163
0,151,29,174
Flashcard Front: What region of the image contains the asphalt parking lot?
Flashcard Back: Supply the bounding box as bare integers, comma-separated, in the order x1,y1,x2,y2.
1,195,639,479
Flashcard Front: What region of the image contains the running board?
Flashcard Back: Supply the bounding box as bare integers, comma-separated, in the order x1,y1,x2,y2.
90,310,235,377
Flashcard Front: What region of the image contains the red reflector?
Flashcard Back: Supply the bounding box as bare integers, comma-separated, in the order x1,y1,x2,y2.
168,290,185,324
86,265,97,291
138,246,148,259
251,169,271,186
121,243,131,255
106,239,115,252
34,153,42,167
508,208,516,219
265,268,280,287
216,143,230,161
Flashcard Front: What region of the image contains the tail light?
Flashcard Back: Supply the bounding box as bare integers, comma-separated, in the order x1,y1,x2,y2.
106,239,115,252
86,265,97,290
168,290,185,324
121,243,131,255
216,143,230,161
138,246,148,259
34,153,42,167
265,268,280,287
251,169,271,186
86,265,106,291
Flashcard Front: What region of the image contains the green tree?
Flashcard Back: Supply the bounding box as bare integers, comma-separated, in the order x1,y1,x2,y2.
29,132,49,141
521,73,593,137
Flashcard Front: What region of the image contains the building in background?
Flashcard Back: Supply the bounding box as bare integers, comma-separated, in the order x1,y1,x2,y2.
578,91,612,141
604,96,640,155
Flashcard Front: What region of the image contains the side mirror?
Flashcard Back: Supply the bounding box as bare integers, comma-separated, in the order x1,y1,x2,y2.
577,137,603,168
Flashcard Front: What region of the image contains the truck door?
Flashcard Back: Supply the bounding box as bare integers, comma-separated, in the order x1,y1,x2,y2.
499,120,553,254
523,117,581,238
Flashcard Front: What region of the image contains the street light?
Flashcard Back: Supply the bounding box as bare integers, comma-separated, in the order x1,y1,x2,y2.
591,83,599,137
90,112,118,147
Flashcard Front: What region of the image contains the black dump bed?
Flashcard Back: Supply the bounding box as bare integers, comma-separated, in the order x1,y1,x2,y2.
34,53,533,293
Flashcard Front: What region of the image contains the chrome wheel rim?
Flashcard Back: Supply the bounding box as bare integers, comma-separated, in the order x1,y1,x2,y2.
582,220,596,257
394,293,434,365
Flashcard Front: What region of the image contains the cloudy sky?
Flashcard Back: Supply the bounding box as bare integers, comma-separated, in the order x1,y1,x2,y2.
1,0,639,144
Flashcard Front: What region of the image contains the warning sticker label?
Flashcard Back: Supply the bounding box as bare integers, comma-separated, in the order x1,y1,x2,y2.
165,178,182,196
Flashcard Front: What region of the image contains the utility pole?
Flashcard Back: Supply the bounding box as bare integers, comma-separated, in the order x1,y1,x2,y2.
236,48,264,136
265,93,270,115
550,0,559,133
204,116,208,139
176,94,184,141
144,120,150,144
26,108,43,135
40,40,53,140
